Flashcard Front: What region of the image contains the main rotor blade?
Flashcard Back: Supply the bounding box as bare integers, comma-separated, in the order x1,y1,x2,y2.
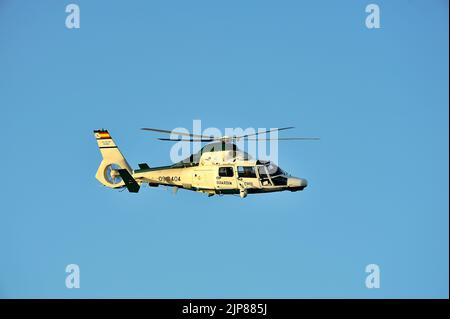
143,126,316,141
157,138,215,142
141,127,213,139
235,126,295,139
244,137,320,140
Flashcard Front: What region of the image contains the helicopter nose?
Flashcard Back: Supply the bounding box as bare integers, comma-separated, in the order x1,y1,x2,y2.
288,177,308,191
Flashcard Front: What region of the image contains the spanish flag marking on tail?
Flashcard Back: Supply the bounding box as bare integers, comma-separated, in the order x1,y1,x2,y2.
94,130,111,140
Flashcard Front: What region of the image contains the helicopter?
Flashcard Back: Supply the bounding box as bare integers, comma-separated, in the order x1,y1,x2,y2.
93,127,318,198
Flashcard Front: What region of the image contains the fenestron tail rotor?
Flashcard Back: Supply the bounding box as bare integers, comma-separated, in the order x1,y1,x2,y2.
141,126,319,142
105,163,122,185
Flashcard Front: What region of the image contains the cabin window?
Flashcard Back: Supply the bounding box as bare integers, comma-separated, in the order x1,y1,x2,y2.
219,167,234,177
237,166,257,178
258,165,268,178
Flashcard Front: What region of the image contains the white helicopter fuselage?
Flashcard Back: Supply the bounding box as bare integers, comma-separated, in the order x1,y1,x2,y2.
133,156,307,197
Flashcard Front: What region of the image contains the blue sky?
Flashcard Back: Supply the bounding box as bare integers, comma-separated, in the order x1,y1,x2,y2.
0,0,448,298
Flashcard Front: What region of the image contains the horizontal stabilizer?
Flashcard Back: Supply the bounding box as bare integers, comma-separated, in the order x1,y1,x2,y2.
118,169,140,193
138,163,150,169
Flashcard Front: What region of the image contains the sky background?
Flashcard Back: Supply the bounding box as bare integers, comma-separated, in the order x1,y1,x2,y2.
0,0,448,298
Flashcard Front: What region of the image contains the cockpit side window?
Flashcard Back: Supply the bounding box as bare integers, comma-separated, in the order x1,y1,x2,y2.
265,162,286,176
219,167,234,177
237,166,257,178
